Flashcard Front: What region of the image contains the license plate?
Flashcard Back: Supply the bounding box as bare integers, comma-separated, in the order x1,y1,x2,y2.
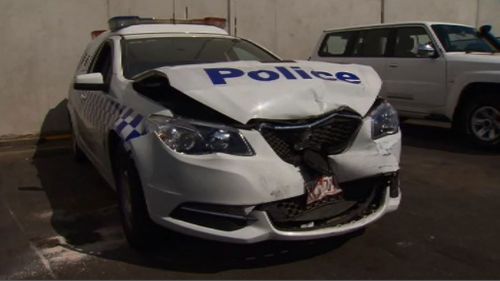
306,176,342,205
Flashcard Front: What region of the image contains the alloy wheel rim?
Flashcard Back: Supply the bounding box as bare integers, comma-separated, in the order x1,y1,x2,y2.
471,106,500,142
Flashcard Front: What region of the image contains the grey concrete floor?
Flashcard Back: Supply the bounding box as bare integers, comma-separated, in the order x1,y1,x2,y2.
1,122,500,279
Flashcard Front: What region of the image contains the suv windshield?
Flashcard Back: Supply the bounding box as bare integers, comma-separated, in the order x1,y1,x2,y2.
122,36,280,78
431,24,496,53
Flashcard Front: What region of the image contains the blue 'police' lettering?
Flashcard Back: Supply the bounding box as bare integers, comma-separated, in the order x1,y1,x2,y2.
335,72,361,84
311,71,337,81
247,70,280,81
205,68,244,85
275,66,297,79
291,66,313,79
204,66,362,85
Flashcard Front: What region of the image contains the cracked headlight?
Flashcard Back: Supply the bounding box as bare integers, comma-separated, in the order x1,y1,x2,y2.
145,115,254,156
370,101,399,139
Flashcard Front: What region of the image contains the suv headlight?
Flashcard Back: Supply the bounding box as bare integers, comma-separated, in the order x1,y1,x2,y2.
145,115,254,156
370,101,399,139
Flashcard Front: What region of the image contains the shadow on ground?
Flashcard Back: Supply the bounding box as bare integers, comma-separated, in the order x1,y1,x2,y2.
31,101,361,274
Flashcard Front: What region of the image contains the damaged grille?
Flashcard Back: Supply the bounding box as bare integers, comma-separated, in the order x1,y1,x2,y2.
257,109,362,166
258,174,395,231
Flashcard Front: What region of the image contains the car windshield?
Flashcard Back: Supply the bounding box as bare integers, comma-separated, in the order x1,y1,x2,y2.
122,36,281,78
431,24,496,53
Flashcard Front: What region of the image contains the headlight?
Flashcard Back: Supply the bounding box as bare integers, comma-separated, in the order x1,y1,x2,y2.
370,101,399,139
145,115,254,156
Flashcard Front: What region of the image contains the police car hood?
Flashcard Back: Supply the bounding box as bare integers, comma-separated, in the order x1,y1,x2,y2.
154,60,381,124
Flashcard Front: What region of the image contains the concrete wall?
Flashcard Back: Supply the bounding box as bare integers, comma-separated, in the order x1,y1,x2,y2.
384,0,478,26
233,0,382,59
0,0,108,138
0,0,499,137
477,0,500,28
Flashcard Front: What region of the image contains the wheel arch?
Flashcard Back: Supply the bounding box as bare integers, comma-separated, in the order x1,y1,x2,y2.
107,130,124,189
452,82,500,125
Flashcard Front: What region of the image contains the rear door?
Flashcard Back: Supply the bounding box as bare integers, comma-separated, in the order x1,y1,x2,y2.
315,30,357,63
315,28,392,95
383,26,446,112
348,28,392,79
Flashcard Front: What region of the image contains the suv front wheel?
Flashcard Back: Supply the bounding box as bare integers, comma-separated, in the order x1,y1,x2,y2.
456,94,500,147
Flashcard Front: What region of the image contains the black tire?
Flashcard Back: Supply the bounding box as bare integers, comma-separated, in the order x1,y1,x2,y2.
72,133,87,162
454,93,500,148
398,116,409,123
113,144,157,250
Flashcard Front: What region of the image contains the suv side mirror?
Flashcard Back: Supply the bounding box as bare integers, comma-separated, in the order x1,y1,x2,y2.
417,44,438,58
74,73,105,91
479,24,500,50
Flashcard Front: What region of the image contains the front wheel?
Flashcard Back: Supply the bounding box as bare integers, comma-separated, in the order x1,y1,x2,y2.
70,116,87,162
114,145,158,249
455,94,500,148
470,105,500,145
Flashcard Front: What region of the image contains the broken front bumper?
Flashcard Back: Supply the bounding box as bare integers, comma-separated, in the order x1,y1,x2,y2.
129,117,401,243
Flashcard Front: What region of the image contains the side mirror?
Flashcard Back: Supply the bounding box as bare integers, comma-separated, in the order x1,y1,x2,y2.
74,73,105,91
417,43,438,58
479,24,500,50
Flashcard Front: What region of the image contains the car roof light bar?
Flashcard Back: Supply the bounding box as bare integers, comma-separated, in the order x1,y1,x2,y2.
108,16,227,32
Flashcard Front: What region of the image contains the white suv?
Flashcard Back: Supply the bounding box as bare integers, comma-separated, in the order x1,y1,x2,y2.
311,22,500,147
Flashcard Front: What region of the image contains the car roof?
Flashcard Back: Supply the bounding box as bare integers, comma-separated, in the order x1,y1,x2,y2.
111,24,228,36
323,21,474,32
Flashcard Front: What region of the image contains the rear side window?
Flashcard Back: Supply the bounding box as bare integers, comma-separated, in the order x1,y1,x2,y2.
394,27,433,57
352,29,391,57
319,31,354,56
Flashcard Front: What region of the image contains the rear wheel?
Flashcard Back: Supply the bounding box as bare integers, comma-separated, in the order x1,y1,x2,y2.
454,93,500,148
114,145,158,250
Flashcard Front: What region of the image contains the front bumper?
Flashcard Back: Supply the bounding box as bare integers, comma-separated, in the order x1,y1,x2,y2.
160,175,400,243
130,118,401,243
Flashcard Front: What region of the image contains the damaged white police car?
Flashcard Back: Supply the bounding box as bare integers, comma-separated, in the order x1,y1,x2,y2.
68,16,401,248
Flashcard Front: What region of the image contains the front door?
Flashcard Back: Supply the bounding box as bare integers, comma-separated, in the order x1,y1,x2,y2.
75,41,114,166
383,26,446,113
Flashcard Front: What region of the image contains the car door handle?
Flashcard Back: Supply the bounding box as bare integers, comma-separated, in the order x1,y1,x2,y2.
80,93,88,100
388,64,399,68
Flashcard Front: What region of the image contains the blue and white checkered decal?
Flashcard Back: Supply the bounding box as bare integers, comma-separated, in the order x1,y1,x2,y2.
78,92,145,143
114,108,144,142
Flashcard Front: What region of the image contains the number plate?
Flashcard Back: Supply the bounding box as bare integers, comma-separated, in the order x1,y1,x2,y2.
306,176,342,205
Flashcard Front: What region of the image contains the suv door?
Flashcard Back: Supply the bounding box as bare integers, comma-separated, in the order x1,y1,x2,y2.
316,28,392,95
383,26,446,113
349,28,392,78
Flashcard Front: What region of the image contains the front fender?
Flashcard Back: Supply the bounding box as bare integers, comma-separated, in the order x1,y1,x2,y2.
446,71,500,119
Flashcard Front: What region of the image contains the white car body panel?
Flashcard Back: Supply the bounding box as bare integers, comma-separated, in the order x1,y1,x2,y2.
383,56,447,109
